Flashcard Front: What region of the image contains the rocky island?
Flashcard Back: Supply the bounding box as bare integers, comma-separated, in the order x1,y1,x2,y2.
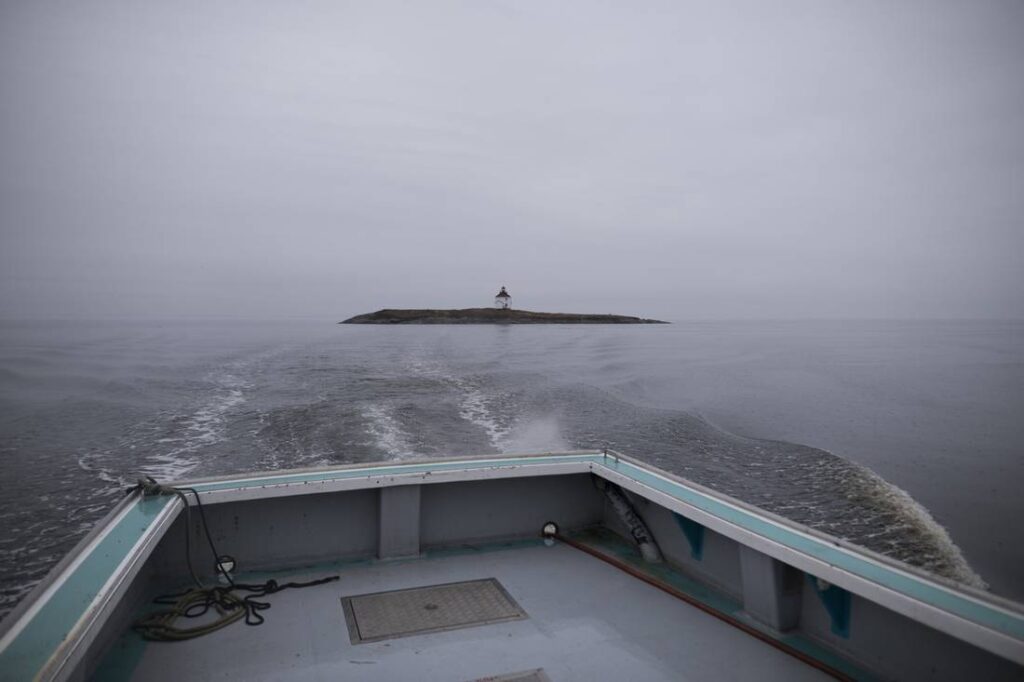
340,308,668,324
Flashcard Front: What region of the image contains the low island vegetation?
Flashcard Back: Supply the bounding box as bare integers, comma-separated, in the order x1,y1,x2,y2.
340,308,668,324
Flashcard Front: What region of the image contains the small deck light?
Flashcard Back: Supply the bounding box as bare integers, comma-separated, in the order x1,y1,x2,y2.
541,522,559,546
216,555,236,584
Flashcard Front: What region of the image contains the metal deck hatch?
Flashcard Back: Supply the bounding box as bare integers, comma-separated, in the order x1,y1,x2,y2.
341,578,527,643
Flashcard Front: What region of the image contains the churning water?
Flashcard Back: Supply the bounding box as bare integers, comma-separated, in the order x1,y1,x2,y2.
1,318,1022,620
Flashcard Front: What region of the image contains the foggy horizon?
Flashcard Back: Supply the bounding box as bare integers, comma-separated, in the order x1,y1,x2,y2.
2,1,1022,321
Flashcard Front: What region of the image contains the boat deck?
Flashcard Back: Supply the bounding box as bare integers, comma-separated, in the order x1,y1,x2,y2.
100,541,831,682
7,452,1019,681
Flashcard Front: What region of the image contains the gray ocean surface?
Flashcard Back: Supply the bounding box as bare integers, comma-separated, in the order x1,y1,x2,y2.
1,318,1021,621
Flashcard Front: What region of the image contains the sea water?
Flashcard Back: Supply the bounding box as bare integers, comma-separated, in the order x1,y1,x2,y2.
1,318,1021,620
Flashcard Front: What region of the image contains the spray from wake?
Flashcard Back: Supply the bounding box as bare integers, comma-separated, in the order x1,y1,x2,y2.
837,462,986,588
499,416,569,454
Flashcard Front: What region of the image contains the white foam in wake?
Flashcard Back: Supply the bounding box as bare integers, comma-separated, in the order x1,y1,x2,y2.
402,358,568,454
401,359,511,451
362,403,417,459
76,371,250,486
140,371,249,480
458,386,511,450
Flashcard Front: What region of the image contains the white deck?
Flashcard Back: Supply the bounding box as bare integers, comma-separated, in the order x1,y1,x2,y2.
123,543,830,682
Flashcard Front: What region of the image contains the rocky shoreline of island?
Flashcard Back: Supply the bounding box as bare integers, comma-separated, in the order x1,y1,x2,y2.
340,308,668,324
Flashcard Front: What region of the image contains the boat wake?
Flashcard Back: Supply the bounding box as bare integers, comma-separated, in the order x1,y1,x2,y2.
531,384,987,588
835,461,985,588
77,369,250,485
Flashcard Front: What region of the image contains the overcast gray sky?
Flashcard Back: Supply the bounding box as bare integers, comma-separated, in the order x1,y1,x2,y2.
1,0,1021,320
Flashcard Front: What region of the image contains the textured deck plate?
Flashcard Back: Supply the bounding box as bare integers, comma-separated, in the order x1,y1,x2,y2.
341,578,527,643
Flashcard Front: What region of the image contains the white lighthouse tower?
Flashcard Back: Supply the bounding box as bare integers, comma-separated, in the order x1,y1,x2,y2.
494,286,511,310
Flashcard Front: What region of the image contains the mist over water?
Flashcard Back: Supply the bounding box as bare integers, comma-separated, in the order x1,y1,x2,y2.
1,318,1021,620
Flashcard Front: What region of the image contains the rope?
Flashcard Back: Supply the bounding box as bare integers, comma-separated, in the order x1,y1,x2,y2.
128,477,339,641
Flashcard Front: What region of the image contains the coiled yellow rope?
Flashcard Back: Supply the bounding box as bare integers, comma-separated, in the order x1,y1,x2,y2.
129,477,339,641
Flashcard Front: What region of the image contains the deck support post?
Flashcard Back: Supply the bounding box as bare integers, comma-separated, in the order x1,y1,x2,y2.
378,485,421,559
739,546,803,631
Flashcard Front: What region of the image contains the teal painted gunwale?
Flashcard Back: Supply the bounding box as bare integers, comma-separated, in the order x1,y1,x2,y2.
184,452,604,493
597,457,1024,640
4,452,1021,682
0,495,173,681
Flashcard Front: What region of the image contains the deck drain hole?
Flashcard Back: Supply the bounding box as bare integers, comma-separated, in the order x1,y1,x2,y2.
341,578,527,643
